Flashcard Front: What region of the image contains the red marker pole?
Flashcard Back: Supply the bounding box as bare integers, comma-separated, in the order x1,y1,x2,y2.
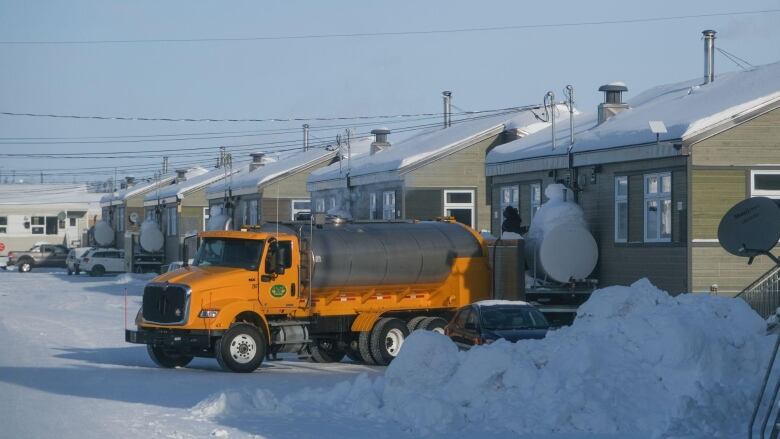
124,288,128,330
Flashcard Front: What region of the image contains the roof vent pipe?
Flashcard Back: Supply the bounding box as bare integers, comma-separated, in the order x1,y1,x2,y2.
303,124,310,151
370,128,391,155
597,83,629,124
703,30,716,84
249,152,266,171
175,169,187,183
442,91,452,128
545,91,556,150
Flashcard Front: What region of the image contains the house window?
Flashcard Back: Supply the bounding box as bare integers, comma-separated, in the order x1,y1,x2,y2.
644,172,672,242
499,186,519,217
328,197,336,213
248,199,259,225
750,170,780,198
369,193,377,220
530,183,541,219
116,206,125,232
315,198,325,213
444,190,475,228
166,206,178,236
0,216,6,234
31,216,45,234
69,217,77,227
614,176,628,243
291,199,311,221
382,191,396,220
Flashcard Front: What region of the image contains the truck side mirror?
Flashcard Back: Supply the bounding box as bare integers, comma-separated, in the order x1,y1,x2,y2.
265,241,279,275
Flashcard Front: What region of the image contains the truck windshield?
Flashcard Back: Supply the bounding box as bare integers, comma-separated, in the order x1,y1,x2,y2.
193,238,264,270
480,306,549,330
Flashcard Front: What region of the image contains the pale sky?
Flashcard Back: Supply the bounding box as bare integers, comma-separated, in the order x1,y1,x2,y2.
1,0,779,184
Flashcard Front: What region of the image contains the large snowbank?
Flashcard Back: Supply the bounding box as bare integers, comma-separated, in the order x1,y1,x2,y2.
192,279,771,438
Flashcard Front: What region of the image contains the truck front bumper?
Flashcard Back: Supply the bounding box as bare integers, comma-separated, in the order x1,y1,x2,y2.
126,328,223,351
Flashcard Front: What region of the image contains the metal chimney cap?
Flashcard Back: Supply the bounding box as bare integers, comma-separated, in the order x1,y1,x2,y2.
598,83,628,93
250,151,266,159
175,169,187,175
442,90,452,97
702,30,717,36
371,128,391,135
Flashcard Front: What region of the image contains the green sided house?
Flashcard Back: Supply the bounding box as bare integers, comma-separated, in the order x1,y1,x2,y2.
99,168,208,249
205,140,371,229
307,107,567,231
143,166,239,263
486,60,780,295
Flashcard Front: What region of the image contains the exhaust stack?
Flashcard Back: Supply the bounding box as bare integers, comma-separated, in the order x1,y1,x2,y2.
249,152,266,171
370,128,391,155
442,91,452,128
703,30,716,84
175,169,187,183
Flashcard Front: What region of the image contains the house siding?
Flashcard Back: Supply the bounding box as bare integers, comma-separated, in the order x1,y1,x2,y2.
691,107,780,167
405,188,443,221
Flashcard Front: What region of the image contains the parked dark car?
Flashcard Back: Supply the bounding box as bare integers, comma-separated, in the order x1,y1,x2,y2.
444,300,549,349
8,244,70,272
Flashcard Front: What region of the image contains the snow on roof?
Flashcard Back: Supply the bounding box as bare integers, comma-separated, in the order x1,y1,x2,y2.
0,184,104,207
102,167,209,205
473,299,531,307
206,147,343,196
487,61,780,166
309,108,564,184
144,166,238,203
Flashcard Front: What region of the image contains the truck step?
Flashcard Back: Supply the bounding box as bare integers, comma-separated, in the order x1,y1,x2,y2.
268,320,309,327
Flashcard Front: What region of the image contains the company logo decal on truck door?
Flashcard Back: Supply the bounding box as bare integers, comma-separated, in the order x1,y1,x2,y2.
270,285,287,298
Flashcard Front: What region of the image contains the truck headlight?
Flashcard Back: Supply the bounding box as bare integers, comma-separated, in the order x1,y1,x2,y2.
199,309,219,318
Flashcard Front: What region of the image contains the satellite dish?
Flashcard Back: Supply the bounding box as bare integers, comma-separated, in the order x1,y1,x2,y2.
57,211,67,221
139,220,164,253
129,212,139,224
718,197,780,257
93,220,114,247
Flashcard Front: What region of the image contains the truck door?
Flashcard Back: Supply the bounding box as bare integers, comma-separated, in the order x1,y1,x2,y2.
259,239,299,313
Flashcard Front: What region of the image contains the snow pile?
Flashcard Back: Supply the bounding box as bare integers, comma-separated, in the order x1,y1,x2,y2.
192,279,772,437
526,183,585,242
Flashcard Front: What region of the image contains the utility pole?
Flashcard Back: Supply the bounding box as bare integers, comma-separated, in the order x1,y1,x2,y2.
162,156,169,174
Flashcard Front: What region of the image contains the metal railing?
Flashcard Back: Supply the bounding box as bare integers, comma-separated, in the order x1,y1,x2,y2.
738,265,780,319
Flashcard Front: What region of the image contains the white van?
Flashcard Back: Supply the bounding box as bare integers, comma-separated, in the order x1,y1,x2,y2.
80,248,125,276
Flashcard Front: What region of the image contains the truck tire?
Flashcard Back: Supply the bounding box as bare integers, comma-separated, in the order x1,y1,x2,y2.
146,345,193,368
406,316,428,332
358,331,377,365
309,340,346,363
18,259,32,273
419,317,448,334
215,323,266,373
90,265,105,277
370,317,409,366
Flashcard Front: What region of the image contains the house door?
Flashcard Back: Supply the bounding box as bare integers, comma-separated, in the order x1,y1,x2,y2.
45,217,58,235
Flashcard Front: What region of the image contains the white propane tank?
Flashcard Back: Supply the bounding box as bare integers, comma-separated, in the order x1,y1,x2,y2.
139,219,164,253
206,207,232,231
525,184,598,283
93,220,114,247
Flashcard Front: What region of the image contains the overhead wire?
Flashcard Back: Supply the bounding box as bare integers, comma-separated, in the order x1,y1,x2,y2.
0,9,776,45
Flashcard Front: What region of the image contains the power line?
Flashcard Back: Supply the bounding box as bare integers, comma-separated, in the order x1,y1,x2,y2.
0,9,776,45
0,106,520,124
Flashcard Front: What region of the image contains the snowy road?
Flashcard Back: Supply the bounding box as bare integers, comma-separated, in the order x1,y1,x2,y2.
0,270,393,439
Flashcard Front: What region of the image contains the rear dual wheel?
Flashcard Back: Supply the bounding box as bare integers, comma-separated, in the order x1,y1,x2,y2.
308,340,346,363
358,317,410,366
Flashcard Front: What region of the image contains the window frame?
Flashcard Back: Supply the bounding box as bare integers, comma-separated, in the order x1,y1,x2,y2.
291,199,311,221
0,215,6,234
614,176,628,243
31,216,45,235
382,191,396,220
643,172,672,243
750,170,780,199
499,185,519,218
443,189,475,228
315,198,326,214
369,193,377,220
530,183,542,220
116,206,125,233
166,206,178,236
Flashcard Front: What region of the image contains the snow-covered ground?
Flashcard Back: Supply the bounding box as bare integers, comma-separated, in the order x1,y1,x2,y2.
0,269,773,438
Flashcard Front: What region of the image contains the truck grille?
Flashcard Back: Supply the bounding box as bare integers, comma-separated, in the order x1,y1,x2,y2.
142,283,189,325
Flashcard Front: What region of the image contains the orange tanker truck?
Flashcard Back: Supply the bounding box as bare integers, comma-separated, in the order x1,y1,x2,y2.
125,220,492,372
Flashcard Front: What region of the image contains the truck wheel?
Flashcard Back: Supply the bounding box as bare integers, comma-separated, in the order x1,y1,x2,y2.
215,323,266,373
406,316,428,332
309,340,346,363
358,331,377,365
90,265,105,277
146,345,193,368
18,260,32,273
419,317,448,334
370,318,409,366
